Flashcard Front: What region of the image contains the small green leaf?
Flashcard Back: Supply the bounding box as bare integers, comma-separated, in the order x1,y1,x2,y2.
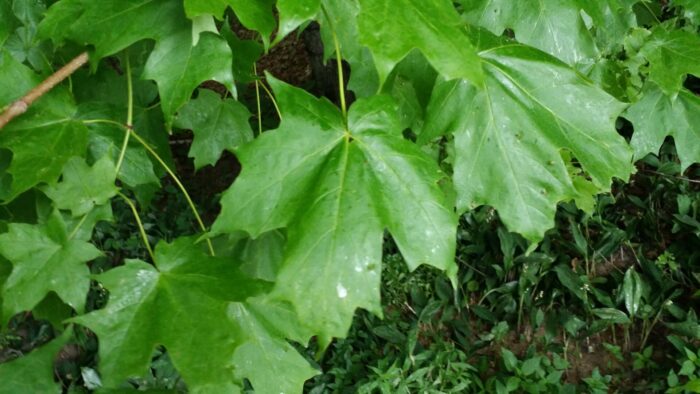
623,267,643,317
0,211,101,322
521,356,541,376
680,360,696,376
592,308,631,324
501,348,518,372
43,156,118,217
554,265,586,302
357,0,484,86
173,89,253,169
639,28,700,96
626,84,700,171
143,31,234,127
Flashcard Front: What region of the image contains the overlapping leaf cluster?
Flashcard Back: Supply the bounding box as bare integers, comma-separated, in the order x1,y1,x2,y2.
0,0,698,392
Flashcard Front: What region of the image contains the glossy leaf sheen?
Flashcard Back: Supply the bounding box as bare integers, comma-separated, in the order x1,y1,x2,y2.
277,0,321,42
213,77,457,342
173,89,253,169
460,0,598,64
358,0,484,86
423,41,633,242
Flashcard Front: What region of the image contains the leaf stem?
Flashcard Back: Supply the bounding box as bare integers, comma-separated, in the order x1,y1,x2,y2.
115,53,134,176
320,5,348,124
128,131,216,256
258,79,282,120
254,64,263,136
0,52,89,129
68,214,90,240
117,191,155,261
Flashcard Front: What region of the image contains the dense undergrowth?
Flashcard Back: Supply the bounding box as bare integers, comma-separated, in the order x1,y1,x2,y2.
1,0,700,393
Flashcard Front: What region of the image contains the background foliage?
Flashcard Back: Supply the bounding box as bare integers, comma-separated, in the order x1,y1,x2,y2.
0,0,698,392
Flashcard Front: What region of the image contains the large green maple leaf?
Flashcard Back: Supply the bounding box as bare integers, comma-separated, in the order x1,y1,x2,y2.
212,76,457,343
72,237,314,393
422,33,633,243
357,0,484,87
626,84,700,171
0,51,89,202
0,211,101,322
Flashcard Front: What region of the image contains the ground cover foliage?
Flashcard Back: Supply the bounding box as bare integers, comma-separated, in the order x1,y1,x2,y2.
0,0,698,392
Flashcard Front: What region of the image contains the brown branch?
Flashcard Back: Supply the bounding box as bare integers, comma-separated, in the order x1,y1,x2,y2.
0,52,89,129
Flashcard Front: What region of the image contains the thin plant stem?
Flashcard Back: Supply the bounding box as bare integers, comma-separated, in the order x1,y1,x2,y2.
320,5,348,124
640,304,665,351
254,64,263,136
68,214,90,240
258,80,282,120
82,119,125,128
0,52,89,129
117,191,155,261
128,131,216,256
115,53,134,176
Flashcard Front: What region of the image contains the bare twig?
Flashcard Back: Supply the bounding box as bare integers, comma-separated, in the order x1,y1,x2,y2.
0,52,89,129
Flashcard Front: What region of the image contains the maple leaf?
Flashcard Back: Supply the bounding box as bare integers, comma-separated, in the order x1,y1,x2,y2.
276,0,321,43
43,156,118,217
421,32,633,243
142,30,234,127
38,0,188,60
213,75,457,343
184,0,276,48
626,84,700,171
0,211,101,322
0,330,71,394
173,89,253,169
72,237,313,393
460,0,598,64
639,27,700,96
319,0,379,97
0,51,89,202
357,0,484,87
